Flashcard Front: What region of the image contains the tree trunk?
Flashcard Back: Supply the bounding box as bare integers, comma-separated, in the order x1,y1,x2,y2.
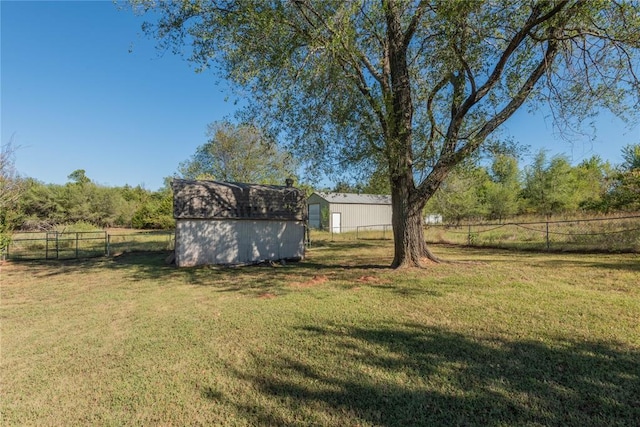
384,0,441,268
390,173,440,268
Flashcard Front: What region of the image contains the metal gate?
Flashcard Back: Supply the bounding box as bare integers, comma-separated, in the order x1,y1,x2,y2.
45,232,59,259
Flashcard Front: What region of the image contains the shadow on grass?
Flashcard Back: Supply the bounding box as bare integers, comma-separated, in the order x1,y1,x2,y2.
307,240,386,249
8,249,393,297
8,251,175,279
532,258,640,273
446,245,640,273
219,322,640,426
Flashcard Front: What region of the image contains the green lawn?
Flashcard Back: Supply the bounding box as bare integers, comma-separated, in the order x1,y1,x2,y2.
2,242,639,426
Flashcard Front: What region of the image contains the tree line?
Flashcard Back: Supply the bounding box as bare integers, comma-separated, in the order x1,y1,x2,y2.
5,142,640,235
334,144,640,223
8,169,174,232
1,121,304,239
1,116,638,240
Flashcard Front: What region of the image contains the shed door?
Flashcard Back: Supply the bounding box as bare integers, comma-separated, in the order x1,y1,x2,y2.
309,204,320,228
331,212,341,234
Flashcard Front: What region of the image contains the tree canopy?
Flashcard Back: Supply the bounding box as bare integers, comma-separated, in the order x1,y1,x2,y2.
606,143,640,211
1,139,24,250
178,121,298,185
131,0,640,267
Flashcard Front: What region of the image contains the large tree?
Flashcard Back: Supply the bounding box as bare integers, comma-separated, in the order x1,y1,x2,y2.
178,121,298,184
131,0,640,267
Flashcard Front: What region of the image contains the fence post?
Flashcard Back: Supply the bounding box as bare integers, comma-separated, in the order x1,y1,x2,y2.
546,222,550,251
305,226,310,247
106,233,110,257
468,224,472,246
56,232,59,260
75,232,79,258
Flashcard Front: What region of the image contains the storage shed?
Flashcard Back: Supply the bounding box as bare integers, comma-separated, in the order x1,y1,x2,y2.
173,179,306,266
307,192,392,233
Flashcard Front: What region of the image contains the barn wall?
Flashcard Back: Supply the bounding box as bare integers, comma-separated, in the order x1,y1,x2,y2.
175,219,305,267
308,203,321,228
306,193,392,231
329,203,392,232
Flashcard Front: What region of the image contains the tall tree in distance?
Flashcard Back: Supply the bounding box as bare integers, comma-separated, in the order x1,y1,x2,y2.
573,156,611,211
522,151,582,217
178,121,298,185
132,0,640,267
620,143,640,171
485,154,521,221
0,138,24,251
605,143,640,211
426,160,490,223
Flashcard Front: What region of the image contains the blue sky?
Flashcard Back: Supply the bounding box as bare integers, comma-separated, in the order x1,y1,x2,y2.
2,1,639,191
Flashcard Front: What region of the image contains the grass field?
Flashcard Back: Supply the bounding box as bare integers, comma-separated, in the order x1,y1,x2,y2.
2,241,639,426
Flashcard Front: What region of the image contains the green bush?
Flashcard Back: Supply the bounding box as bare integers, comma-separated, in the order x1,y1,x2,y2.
56,221,102,233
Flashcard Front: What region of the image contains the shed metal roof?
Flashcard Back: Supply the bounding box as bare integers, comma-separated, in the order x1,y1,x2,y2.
312,192,391,205
173,179,306,220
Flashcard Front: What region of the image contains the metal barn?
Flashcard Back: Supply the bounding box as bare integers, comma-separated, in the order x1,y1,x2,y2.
172,179,306,266
306,192,392,233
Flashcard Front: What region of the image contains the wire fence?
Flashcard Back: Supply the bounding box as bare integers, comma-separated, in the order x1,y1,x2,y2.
425,215,640,253
309,215,640,253
355,224,393,240
5,215,639,260
4,230,175,260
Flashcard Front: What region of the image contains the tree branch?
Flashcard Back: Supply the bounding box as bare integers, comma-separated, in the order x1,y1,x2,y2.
462,1,568,110
463,37,561,158
403,0,430,47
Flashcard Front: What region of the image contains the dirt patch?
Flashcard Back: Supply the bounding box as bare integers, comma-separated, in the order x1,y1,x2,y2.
258,292,277,299
289,274,329,288
355,275,393,285
356,275,378,283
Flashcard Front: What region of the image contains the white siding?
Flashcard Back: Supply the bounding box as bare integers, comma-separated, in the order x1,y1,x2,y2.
306,192,392,232
175,219,305,266
330,203,392,232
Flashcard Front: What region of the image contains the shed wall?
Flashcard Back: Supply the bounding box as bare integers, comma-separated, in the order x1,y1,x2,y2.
175,219,305,266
